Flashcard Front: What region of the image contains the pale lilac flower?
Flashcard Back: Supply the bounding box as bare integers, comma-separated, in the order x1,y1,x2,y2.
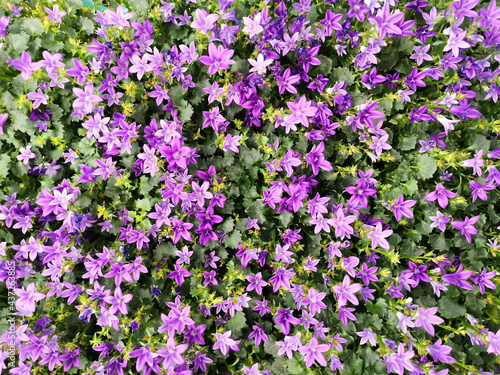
487,329,500,355
427,339,455,363
368,223,393,249
15,282,45,313
452,215,481,243
11,51,41,81
45,5,67,24
357,328,377,346
396,312,415,333
27,89,48,109
391,196,416,222
248,53,274,74
414,307,443,336
242,13,263,37
299,337,330,368
17,145,36,165
223,134,241,153
333,275,362,306
429,211,450,232
106,5,134,29
462,149,485,176
213,330,240,355
191,9,219,34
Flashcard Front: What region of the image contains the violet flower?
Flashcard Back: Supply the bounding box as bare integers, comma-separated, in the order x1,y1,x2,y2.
451,215,481,243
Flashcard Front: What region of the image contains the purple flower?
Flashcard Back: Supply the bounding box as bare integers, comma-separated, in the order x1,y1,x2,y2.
425,184,457,208
168,264,191,285
17,145,36,166
414,307,444,336
73,84,103,113
386,283,404,299
471,268,497,294
410,44,433,65
361,67,386,90
191,9,219,34
451,215,481,243
487,330,500,355
15,282,45,313
427,339,455,363
368,223,393,249
370,134,392,156
107,5,134,29
333,275,362,306
357,262,378,286
444,30,470,57
27,89,48,109
442,264,474,290
287,95,317,127
198,42,236,75
66,59,89,84
246,272,267,295
338,306,357,326
302,287,327,315
11,51,41,81
356,328,377,346
129,54,152,80
223,134,241,153
248,324,269,347
470,181,495,202
59,348,81,371
275,308,301,335
0,16,10,37
45,5,67,23
213,330,240,355
0,113,6,135
299,337,330,368
391,196,416,222
386,343,415,374
372,3,404,38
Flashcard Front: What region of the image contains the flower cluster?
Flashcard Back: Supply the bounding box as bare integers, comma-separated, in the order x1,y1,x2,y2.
0,0,500,374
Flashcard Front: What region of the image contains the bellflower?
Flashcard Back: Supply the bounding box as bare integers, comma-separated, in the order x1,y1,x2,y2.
425,184,457,208
391,196,416,222
451,215,481,243
427,339,455,363
198,42,236,75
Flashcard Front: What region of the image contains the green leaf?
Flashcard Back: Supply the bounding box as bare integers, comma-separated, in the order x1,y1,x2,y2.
286,357,304,374
403,179,418,195
429,233,450,251
22,18,44,36
220,218,234,233
417,154,437,180
362,347,380,366
241,148,262,168
470,134,490,153
366,298,388,317
80,17,95,34
223,230,241,249
438,296,466,319
179,103,194,123
0,154,11,178
129,0,149,15
316,55,333,76
399,135,417,151
135,198,153,211
465,294,486,315
331,67,354,85
7,32,30,54
226,311,246,338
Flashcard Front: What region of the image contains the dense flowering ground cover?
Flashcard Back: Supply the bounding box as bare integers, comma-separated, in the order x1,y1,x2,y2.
1,0,500,373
